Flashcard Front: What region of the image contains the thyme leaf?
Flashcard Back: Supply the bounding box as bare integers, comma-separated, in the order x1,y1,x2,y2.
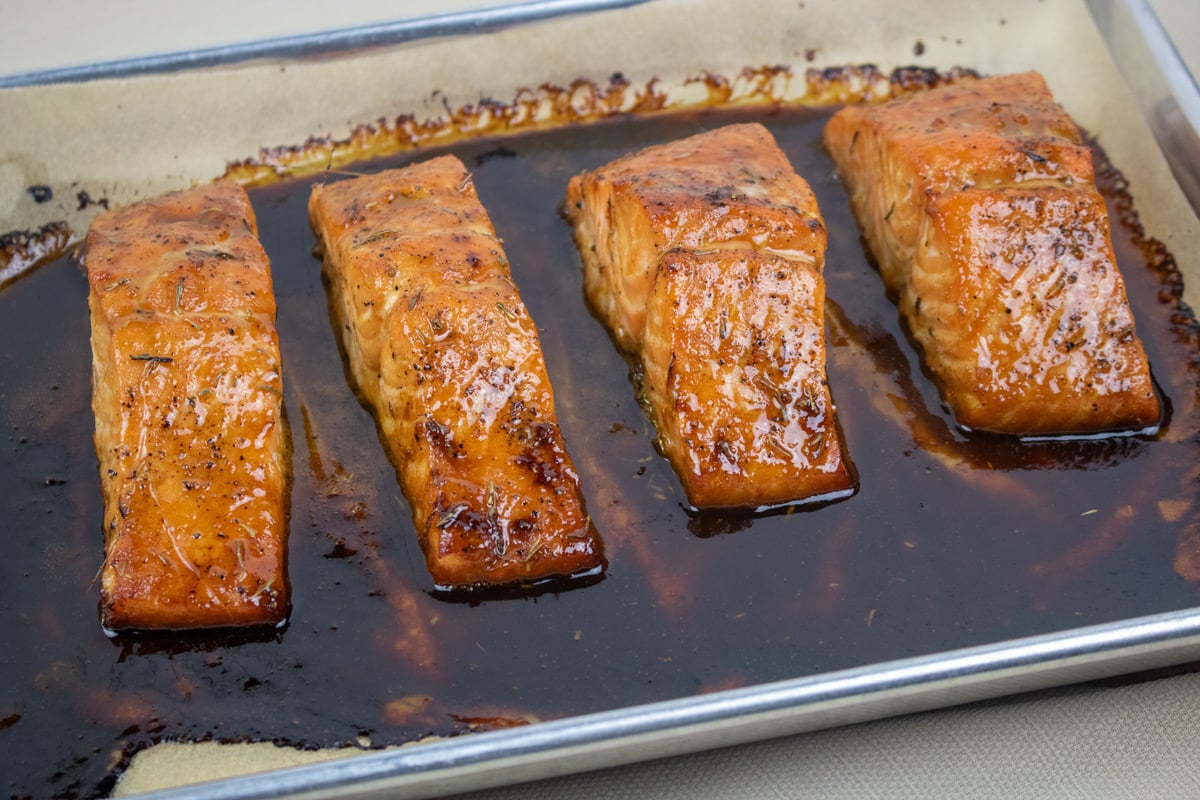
408,286,425,311
186,248,236,261
437,503,469,529
356,229,397,247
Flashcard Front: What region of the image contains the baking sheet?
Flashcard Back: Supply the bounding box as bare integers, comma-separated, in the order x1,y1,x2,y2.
0,0,647,88
108,610,1200,799
1090,0,1200,215
4,0,1199,284
3,0,1200,797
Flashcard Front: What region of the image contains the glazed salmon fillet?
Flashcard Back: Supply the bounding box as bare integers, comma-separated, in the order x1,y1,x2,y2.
308,155,605,590
564,123,856,510
824,71,1160,435
86,180,289,632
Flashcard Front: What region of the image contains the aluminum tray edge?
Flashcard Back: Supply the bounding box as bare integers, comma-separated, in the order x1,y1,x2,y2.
0,0,648,89
124,605,1200,800
1087,0,1200,214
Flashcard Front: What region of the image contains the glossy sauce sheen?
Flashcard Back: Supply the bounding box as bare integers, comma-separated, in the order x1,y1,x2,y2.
84,181,289,631
564,123,855,510
3,107,1200,798
824,72,1160,435
308,156,604,589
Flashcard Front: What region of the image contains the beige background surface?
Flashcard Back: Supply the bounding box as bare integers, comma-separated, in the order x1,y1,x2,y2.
3,1,1200,797
1,1,500,75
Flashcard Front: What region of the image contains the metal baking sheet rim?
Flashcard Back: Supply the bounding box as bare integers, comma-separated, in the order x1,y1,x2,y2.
28,1,1197,797
128,606,1200,799
0,0,650,89
1087,0,1200,215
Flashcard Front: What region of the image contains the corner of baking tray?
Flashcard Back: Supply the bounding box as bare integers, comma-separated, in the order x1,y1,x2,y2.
1087,0,1200,216
0,0,650,89
118,605,1200,800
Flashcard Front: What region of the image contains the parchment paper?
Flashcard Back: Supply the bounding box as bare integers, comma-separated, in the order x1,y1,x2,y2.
3,0,1197,300
3,0,1199,794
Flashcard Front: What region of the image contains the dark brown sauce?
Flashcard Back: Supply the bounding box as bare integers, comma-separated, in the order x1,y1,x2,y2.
2,105,1199,799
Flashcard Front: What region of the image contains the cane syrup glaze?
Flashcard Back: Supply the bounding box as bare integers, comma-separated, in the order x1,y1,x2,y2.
2,105,1199,798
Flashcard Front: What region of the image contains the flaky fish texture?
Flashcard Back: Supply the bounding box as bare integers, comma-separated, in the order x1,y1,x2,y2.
86,180,289,631
565,123,856,510
824,71,1160,436
309,155,605,590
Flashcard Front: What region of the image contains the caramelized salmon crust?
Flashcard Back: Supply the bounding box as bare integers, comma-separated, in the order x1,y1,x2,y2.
308,155,605,590
564,123,856,511
85,180,289,632
824,71,1160,436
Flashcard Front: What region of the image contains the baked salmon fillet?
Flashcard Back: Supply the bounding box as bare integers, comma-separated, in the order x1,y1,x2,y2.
564,123,855,510
308,155,605,590
824,71,1160,436
85,180,289,632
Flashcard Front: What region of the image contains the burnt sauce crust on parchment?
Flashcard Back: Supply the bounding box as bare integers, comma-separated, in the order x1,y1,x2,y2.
1,64,971,286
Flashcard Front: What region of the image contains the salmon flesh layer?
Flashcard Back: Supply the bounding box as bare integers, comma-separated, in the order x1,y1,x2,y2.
86,180,289,631
824,71,1160,436
309,155,605,589
565,123,856,510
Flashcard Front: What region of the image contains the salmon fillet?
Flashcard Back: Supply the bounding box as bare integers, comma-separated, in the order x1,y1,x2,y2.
85,180,289,632
564,123,856,510
824,71,1160,436
308,155,605,590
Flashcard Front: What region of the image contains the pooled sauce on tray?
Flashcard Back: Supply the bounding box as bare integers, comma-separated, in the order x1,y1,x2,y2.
3,105,1199,798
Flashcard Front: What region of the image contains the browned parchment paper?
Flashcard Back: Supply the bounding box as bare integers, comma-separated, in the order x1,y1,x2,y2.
2,0,1197,301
